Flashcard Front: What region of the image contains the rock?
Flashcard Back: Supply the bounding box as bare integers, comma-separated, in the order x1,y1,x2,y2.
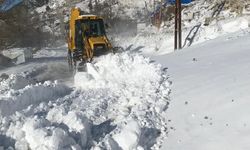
0,54,13,67
2,48,33,65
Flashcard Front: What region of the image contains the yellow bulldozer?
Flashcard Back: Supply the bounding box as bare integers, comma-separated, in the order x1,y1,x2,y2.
66,8,113,71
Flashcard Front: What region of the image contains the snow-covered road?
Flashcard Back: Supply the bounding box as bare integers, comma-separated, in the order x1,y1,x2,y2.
0,47,171,149
156,31,250,150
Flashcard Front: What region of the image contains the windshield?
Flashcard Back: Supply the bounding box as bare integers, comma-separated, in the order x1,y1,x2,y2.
81,19,106,37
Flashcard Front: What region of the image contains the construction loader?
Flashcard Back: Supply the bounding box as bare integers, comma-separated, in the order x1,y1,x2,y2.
66,7,113,71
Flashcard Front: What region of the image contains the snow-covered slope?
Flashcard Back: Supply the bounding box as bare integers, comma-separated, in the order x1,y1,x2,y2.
155,30,250,150
115,0,250,56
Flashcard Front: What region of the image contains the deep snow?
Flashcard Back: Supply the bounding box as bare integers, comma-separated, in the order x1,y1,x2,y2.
0,50,170,149
1,0,250,149
156,30,250,150
1,20,250,150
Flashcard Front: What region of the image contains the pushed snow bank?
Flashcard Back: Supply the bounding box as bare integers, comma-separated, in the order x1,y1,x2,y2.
74,52,171,149
0,52,170,150
75,53,170,113
0,74,33,92
0,81,71,117
20,110,90,150
75,53,163,93
112,120,141,150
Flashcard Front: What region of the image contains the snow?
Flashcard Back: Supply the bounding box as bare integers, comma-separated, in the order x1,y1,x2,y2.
1,23,250,150
156,30,250,150
0,80,71,117
118,0,145,8
73,52,170,149
218,17,249,33
75,2,90,13
47,0,66,9
0,74,33,91
1,0,250,149
35,5,47,14
113,120,141,150
0,50,170,149
115,16,250,57
21,117,81,150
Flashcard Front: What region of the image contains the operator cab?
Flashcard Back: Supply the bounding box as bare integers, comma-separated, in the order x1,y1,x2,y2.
67,7,113,69
75,18,108,57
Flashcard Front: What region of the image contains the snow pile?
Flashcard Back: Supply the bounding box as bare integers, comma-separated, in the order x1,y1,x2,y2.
74,52,170,149
0,52,170,150
46,109,91,149
0,104,92,149
112,120,141,150
19,110,91,150
0,74,32,92
75,53,163,91
1,111,89,150
0,80,71,117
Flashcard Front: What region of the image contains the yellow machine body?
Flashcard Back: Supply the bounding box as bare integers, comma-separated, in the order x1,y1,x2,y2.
67,8,112,66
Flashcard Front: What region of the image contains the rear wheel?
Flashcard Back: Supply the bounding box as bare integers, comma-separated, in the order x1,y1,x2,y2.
67,50,73,72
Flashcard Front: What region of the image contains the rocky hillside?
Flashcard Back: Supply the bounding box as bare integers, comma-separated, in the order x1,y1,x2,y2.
0,1,51,50
0,0,149,50
0,0,249,51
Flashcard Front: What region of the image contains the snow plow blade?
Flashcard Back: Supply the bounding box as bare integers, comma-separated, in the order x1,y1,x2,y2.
74,61,101,79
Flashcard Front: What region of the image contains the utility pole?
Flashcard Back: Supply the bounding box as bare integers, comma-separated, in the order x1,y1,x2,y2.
159,0,164,28
174,0,178,50
153,0,155,24
174,0,182,50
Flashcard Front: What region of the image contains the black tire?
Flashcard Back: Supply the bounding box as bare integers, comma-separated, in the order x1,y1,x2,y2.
67,50,73,72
